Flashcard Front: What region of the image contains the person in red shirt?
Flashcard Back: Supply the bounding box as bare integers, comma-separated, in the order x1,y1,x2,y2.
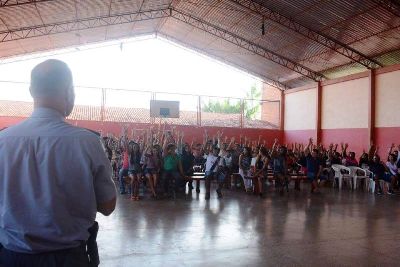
345,152,358,167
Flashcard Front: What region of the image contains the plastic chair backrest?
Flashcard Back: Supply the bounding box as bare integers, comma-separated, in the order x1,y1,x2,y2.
349,166,367,177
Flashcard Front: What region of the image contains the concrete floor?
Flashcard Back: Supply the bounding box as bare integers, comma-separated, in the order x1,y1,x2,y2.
96,186,400,267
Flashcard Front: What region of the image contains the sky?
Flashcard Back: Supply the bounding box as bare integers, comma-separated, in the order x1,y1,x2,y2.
0,35,260,111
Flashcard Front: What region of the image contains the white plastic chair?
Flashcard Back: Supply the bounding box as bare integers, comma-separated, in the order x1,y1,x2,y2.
331,164,342,188
331,164,351,190
348,166,369,190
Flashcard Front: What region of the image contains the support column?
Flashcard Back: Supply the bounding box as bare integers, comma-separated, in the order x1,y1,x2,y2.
368,69,376,148
240,99,244,128
100,88,106,123
315,81,322,144
198,96,202,127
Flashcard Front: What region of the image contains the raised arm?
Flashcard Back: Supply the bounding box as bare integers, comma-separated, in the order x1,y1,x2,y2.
397,145,400,163
367,142,375,161
342,143,349,158
162,135,168,157
388,143,395,156
227,137,235,150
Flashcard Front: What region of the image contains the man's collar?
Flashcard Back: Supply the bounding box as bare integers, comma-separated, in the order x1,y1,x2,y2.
30,107,65,120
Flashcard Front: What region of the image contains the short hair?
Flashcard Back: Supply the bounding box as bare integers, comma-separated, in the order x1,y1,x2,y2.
167,143,176,151
30,59,73,97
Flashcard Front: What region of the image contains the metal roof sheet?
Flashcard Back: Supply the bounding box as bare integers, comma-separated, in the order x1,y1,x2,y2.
0,0,398,90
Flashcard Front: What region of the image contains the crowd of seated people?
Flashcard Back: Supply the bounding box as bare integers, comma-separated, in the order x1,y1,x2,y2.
101,124,400,200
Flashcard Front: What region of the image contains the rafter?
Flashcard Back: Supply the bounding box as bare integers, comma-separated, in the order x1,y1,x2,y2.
0,9,169,42
170,8,325,81
229,0,382,69
157,32,288,91
0,0,55,8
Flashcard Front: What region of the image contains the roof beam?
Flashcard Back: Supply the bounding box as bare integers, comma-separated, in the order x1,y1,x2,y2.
0,8,170,42
0,0,55,8
157,32,288,91
170,8,326,81
229,0,382,69
155,0,180,33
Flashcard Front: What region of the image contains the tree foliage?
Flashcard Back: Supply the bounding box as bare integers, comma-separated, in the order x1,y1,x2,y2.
244,84,261,119
202,84,261,119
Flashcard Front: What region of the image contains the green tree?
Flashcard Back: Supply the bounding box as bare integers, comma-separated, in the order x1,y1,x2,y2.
244,84,261,119
202,84,261,119
202,98,241,114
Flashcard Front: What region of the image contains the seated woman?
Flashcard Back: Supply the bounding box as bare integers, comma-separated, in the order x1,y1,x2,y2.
254,147,270,198
345,152,358,167
181,143,195,191
128,142,143,201
162,143,185,198
386,154,399,192
142,145,159,199
331,152,342,165
238,147,252,193
359,152,370,169
369,155,395,195
271,145,288,195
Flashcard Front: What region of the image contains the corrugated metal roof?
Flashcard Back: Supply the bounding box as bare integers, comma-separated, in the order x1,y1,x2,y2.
0,0,398,89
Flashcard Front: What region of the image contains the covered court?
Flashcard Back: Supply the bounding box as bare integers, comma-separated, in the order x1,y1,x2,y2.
1,0,400,266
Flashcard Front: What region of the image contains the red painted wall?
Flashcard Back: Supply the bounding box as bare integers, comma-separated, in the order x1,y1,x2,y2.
285,128,368,155
0,116,283,145
0,116,25,128
375,127,400,155
284,130,316,146
321,128,368,156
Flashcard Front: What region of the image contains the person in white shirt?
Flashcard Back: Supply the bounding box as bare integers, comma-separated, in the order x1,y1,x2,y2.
204,146,226,200
0,59,116,266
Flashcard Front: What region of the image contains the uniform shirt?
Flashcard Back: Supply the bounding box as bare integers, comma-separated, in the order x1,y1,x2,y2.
273,156,286,174
306,155,322,174
205,154,224,173
0,108,116,253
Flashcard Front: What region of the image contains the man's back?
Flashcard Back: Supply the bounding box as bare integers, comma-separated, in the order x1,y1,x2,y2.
0,108,115,253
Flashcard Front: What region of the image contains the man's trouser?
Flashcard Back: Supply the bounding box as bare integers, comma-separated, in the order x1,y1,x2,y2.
0,222,99,267
0,243,89,267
